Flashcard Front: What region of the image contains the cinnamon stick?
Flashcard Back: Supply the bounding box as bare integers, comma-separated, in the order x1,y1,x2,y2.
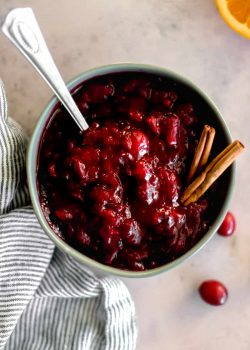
181,140,244,205
187,125,215,183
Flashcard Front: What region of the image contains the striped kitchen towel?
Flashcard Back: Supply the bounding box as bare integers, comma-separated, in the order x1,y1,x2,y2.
0,80,137,350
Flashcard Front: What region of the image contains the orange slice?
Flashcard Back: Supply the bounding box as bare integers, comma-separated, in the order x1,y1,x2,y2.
215,0,250,39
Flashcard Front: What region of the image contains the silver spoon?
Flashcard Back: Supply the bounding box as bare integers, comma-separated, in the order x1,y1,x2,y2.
1,7,89,131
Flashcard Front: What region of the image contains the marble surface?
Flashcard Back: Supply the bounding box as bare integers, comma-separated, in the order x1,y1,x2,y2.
1,1,249,349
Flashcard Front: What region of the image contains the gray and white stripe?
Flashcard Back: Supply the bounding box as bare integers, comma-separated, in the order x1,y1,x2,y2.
0,81,137,349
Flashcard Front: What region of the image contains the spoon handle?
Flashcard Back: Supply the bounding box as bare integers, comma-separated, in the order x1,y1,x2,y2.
1,7,89,131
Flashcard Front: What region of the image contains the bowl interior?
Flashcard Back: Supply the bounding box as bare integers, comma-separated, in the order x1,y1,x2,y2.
27,63,235,278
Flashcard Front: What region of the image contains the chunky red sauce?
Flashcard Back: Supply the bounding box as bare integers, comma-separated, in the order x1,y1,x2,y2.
38,72,214,271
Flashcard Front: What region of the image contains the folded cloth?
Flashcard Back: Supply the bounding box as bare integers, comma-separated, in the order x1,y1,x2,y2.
0,80,137,350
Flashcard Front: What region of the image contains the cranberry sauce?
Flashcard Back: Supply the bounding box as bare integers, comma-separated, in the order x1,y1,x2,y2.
38,72,216,271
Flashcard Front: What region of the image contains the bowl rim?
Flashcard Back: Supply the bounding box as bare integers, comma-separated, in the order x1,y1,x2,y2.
27,63,235,278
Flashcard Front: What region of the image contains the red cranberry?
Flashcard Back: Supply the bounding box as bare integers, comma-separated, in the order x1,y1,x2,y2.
65,156,86,180
151,90,177,108
76,229,91,246
127,260,145,271
147,112,180,147
160,113,180,147
100,209,121,227
48,163,57,178
99,227,121,264
122,130,149,160
105,249,119,265
218,212,236,237
92,103,113,119
199,280,228,306
91,122,100,128
128,97,147,122
133,158,153,180
173,235,186,253
116,96,147,122
54,208,74,221
196,198,208,213
176,103,197,126
139,86,152,99
90,185,120,207
157,166,180,203
99,172,121,189
146,115,161,134
67,182,84,202
137,174,159,205
72,146,100,164
75,97,89,114
185,204,201,237
122,247,148,262
154,207,185,239
150,138,166,161
120,219,143,245
82,83,114,103
123,78,150,94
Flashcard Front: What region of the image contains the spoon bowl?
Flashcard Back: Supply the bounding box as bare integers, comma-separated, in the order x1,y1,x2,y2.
1,7,89,131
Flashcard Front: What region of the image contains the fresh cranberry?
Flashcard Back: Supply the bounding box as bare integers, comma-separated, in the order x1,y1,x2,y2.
199,280,228,306
218,212,236,237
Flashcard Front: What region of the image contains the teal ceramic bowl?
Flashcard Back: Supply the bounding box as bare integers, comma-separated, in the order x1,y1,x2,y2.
27,63,235,278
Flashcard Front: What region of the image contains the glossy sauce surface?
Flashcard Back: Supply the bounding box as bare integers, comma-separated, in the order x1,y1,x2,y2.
38,72,215,271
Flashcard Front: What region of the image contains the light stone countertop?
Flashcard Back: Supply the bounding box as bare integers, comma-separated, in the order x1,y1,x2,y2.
1,1,249,349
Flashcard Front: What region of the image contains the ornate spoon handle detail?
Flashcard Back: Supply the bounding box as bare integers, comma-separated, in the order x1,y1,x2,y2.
1,7,89,131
